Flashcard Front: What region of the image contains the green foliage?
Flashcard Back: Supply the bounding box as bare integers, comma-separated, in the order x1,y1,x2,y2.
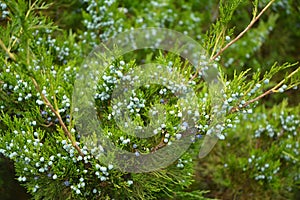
0,0,299,199
196,101,300,199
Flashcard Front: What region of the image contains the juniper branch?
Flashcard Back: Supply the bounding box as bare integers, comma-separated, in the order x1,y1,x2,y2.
230,66,300,113
31,77,84,157
211,0,275,60
0,39,16,61
190,0,275,81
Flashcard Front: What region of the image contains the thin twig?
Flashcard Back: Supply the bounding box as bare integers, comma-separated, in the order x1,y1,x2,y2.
189,0,275,82
41,121,54,128
230,66,300,113
0,39,16,61
230,89,272,113
31,77,84,157
151,136,166,152
211,0,275,60
0,1,84,157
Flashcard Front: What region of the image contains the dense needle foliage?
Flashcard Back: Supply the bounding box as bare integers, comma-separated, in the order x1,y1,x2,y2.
0,0,299,199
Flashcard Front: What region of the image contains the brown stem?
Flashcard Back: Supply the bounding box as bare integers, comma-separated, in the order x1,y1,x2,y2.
211,0,275,60
0,39,16,61
230,89,273,113
230,66,300,113
151,137,166,152
41,121,54,128
189,0,275,82
31,78,84,157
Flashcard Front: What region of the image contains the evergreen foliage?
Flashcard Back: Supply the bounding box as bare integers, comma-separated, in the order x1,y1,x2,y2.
0,0,299,199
